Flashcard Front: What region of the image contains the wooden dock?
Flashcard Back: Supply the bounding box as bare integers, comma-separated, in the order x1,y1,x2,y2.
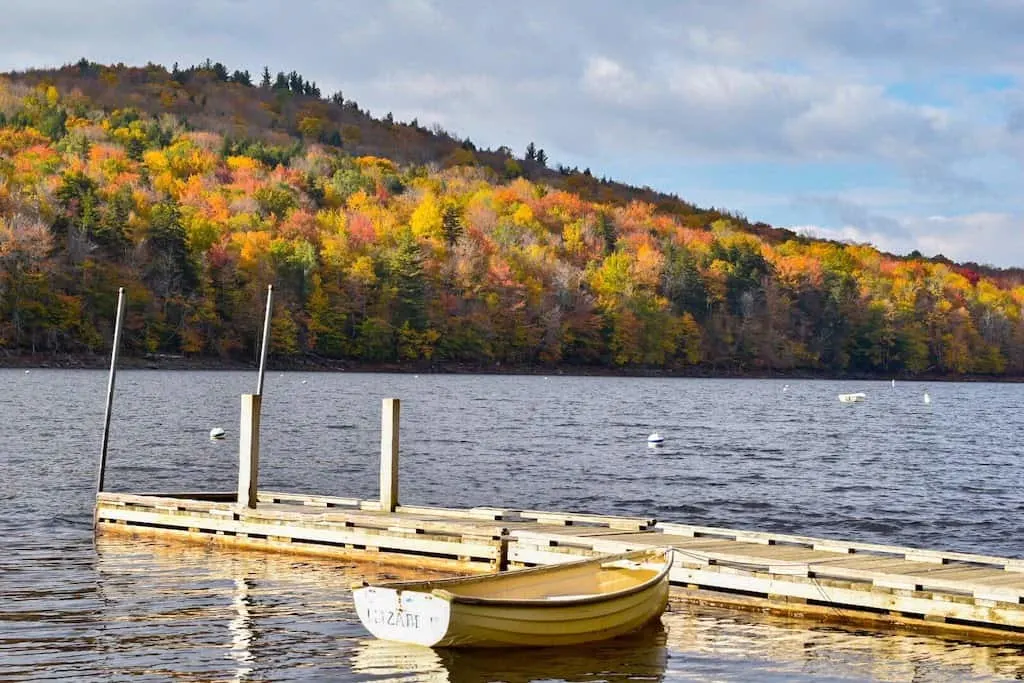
96,485,1024,642
91,293,1024,643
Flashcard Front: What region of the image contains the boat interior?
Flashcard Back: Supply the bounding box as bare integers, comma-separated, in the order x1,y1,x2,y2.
375,550,669,600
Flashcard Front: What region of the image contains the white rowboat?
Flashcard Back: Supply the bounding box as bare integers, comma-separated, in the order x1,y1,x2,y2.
352,547,673,648
838,392,866,403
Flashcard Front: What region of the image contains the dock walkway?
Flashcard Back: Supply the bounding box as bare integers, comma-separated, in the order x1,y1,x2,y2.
96,489,1024,642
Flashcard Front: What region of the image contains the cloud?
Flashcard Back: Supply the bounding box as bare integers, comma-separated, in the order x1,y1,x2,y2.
0,1,1022,265
798,211,1023,268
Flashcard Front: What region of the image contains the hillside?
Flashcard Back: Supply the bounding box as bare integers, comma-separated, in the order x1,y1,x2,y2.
1,59,1023,377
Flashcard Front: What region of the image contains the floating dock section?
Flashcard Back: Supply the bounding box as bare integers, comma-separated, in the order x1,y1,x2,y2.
96,483,1024,642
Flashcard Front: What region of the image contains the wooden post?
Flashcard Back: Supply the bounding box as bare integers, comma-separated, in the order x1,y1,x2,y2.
256,285,273,396
96,287,126,496
380,398,400,512
237,393,262,509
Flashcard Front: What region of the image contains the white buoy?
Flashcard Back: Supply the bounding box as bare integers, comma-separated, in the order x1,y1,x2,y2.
210,427,226,440
647,432,664,447
782,384,789,392
891,378,896,389
24,369,29,374
923,390,931,405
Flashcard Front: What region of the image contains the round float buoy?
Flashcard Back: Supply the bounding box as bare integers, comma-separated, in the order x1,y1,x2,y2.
210,427,226,440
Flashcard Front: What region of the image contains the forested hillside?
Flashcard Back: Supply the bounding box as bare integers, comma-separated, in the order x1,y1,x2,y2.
2,60,1023,377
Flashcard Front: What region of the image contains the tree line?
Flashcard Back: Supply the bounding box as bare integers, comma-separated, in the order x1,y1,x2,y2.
2,71,1024,377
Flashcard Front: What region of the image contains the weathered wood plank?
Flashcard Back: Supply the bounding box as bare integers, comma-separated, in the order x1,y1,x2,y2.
132,491,237,501
657,522,1024,570
394,504,514,521
95,505,503,562
517,509,656,530
97,521,493,572
666,564,1024,627
258,491,366,508
97,491,227,511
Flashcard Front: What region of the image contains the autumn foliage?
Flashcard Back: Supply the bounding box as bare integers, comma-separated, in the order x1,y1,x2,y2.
1,61,1024,377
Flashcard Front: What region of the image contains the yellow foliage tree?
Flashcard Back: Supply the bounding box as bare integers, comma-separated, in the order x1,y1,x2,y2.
410,191,444,241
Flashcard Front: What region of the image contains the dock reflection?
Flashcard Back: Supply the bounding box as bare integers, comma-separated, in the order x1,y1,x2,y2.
661,604,1024,681
228,577,256,682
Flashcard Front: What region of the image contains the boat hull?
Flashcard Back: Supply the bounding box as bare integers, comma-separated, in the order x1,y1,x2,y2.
353,548,672,648
353,587,452,646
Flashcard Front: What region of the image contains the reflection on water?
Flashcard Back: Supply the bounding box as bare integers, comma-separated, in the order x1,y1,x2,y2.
229,578,255,682
662,607,1024,682
83,536,1024,682
350,622,668,682
348,605,1024,683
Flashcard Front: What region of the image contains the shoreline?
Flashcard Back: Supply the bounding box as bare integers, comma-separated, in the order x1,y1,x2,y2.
0,351,1017,382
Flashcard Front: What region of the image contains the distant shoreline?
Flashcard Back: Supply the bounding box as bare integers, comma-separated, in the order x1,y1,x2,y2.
0,352,1016,382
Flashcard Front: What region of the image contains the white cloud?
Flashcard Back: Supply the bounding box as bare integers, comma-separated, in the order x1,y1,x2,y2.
797,212,1023,268
581,57,645,106
1,1,1023,265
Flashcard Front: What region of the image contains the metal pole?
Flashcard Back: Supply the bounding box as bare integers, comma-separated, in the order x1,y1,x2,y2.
96,287,126,495
256,285,273,396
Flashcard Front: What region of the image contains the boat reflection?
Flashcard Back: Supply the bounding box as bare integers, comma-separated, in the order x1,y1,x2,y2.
350,622,669,682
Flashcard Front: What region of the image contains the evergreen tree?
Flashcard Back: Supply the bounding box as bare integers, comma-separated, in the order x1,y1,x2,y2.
260,66,272,88
388,231,426,330
211,62,229,81
442,205,463,245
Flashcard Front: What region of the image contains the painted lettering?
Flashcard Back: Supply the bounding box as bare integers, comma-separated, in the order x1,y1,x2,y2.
362,608,421,629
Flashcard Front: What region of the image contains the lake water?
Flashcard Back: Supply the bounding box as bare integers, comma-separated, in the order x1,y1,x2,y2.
4,369,1024,681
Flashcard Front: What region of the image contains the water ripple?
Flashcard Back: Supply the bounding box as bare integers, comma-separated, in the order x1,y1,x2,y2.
4,372,1024,681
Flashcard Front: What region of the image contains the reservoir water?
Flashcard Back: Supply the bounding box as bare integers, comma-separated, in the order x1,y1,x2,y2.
4,369,1024,681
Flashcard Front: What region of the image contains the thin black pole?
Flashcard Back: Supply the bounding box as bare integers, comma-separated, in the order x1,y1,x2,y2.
96,287,126,496
256,285,273,395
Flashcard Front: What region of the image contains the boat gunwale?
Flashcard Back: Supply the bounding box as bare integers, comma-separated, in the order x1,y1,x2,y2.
357,547,673,608
435,558,671,608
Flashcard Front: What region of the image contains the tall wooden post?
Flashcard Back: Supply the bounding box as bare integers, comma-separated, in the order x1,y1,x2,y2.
380,398,400,512
237,393,262,509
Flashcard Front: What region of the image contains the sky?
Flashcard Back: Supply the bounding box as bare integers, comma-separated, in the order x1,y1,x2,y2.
2,0,1023,267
